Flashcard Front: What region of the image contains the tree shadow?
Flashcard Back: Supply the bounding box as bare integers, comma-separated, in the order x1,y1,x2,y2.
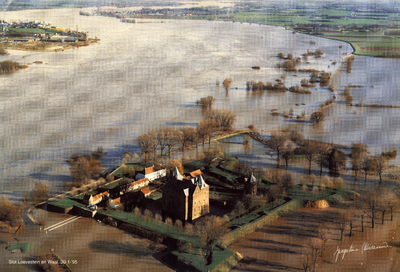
259,225,317,239
240,244,301,254
236,256,302,271
88,240,152,258
247,238,304,248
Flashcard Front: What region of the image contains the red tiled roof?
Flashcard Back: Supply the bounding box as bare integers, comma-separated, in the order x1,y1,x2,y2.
141,188,151,195
112,197,121,206
144,164,164,175
145,166,154,175
130,178,149,187
92,191,109,202
190,169,202,177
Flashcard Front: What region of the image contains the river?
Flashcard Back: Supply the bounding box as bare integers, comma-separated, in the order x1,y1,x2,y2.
1,8,399,203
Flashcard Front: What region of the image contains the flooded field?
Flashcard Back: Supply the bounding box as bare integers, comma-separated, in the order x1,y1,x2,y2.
1,7,400,271
0,8,353,202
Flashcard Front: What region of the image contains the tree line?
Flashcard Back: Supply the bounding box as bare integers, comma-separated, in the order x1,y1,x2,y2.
137,108,236,162
250,128,394,182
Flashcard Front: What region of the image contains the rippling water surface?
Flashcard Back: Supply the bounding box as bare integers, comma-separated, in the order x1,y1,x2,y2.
4,8,400,201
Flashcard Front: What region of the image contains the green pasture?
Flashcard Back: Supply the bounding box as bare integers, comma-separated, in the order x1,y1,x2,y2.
6,243,31,253
7,27,58,34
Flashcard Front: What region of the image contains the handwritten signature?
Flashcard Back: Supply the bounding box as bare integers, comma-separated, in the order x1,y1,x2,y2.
334,242,391,262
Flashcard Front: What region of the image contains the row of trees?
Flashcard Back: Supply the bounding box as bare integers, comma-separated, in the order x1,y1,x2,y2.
137,108,236,161
257,130,393,182
349,143,389,183
259,130,340,174
302,188,399,271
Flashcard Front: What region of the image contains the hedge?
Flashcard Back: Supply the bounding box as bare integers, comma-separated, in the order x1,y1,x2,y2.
220,198,304,246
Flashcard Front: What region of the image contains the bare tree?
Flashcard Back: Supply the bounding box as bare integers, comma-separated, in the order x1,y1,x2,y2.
372,155,388,184
166,159,184,176
318,223,332,256
281,140,294,170
197,96,216,109
361,192,380,228
362,155,375,183
0,196,20,224
138,132,154,163
328,148,346,176
197,119,218,146
337,210,348,241
67,151,103,187
179,126,197,152
195,215,229,265
265,132,287,167
206,108,236,131
310,111,325,123
165,128,182,158
349,143,368,180
32,182,50,202
387,191,399,221
347,207,357,237
314,143,332,175
223,78,232,92
156,129,169,158
295,141,319,174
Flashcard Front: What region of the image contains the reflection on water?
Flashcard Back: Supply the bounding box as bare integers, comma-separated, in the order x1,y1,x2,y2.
1,8,400,202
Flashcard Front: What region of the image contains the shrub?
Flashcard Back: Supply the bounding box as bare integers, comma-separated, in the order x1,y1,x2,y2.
310,111,325,123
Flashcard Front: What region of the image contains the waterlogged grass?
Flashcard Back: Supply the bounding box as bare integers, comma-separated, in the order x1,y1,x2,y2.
6,243,31,253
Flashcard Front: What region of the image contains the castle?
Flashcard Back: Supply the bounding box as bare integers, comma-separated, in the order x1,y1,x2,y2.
162,168,209,221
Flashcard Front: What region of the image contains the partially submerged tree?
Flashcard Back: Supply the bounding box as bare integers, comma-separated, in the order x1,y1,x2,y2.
222,78,232,92
281,141,294,170
372,155,388,184
67,148,105,187
0,196,20,225
32,182,50,202
295,141,319,174
349,143,369,180
310,111,325,124
265,132,287,167
206,108,236,132
328,148,346,176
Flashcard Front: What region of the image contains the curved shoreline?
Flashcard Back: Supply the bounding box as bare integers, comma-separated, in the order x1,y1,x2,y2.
0,39,99,52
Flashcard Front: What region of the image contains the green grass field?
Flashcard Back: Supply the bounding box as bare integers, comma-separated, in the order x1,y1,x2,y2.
7,27,58,34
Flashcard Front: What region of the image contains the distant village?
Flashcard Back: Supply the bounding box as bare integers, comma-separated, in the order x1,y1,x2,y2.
0,19,88,44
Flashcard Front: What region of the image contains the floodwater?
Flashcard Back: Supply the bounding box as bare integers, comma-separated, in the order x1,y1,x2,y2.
0,8,352,202
1,8,400,202
1,7,400,272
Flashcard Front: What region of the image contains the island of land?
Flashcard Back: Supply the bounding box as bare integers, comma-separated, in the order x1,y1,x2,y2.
0,19,98,52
